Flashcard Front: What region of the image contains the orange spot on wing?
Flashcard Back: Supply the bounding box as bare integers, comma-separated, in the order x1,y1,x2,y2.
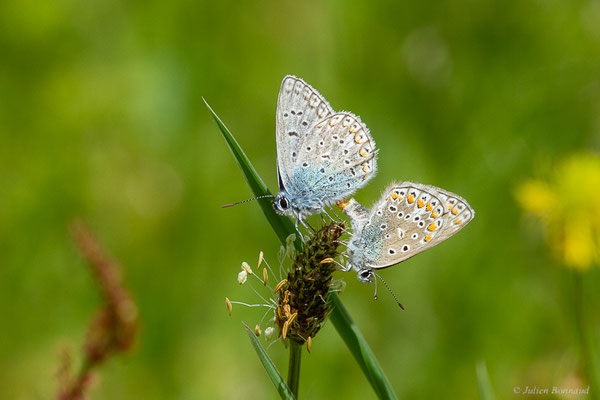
426,202,432,211
425,234,433,242
417,199,425,208
427,223,438,231
392,192,398,200
452,207,459,215
407,194,415,203
354,134,366,144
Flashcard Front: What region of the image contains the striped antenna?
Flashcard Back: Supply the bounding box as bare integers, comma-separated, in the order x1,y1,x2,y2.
373,272,405,310
221,194,275,208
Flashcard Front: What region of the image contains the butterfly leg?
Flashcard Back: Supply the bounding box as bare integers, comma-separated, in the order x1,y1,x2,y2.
337,225,353,236
333,239,350,246
299,217,314,238
328,204,345,222
318,200,340,223
330,258,351,272
320,213,326,224
294,217,306,242
321,207,338,223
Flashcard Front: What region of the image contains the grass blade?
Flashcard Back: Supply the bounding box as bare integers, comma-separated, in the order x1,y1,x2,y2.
329,293,398,400
243,323,296,400
207,100,398,399
203,98,297,246
476,361,495,400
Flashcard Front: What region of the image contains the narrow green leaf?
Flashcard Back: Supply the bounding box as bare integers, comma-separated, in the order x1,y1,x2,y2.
243,323,296,400
476,361,495,400
329,293,398,400
207,100,398,399
203,98,297,246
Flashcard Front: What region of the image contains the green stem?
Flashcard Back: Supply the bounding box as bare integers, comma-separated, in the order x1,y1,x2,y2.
329,293,398,399
572,271,600,399
287,341,302,398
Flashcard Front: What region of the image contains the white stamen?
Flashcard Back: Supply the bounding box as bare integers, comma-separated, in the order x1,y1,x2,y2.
242,262,253,274
257,251,264,268
237,270,248,284
265,327,276,341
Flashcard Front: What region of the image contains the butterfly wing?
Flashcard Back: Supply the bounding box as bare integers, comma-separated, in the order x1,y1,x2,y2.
290,112,377,204
276,76,334,190
353,182,474,269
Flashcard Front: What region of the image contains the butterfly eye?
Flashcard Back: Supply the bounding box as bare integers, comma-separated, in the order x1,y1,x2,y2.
279,198,289,209
358,270,373,283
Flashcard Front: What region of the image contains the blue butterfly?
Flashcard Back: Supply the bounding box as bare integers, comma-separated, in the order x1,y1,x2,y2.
340,182,475,284
272,76,378,233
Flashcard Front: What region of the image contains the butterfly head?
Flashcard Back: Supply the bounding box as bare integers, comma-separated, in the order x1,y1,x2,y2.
356,267,374,283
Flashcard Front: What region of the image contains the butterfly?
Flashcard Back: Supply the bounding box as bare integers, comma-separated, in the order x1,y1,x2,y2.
339,182,475,284
272,75,378,233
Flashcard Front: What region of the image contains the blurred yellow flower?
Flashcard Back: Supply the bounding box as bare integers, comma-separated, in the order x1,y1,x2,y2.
516,153,600,270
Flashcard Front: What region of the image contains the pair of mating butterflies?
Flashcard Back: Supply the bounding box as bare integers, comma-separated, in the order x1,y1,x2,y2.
270,75,474,284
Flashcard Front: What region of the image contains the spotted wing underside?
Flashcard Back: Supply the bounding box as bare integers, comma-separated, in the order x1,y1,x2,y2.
291,112,377,203
275,76,334,190
359,182,475,269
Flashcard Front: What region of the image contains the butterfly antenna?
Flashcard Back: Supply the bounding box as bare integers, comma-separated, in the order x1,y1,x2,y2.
373,272,405,310
221,194,274,208
373,274,378,300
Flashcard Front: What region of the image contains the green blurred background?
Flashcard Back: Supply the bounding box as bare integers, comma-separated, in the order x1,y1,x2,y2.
2,0,600,398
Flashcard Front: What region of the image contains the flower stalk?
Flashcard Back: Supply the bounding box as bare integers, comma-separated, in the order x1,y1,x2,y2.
288,341,302,398
57,220,138,400
275,222,345,398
